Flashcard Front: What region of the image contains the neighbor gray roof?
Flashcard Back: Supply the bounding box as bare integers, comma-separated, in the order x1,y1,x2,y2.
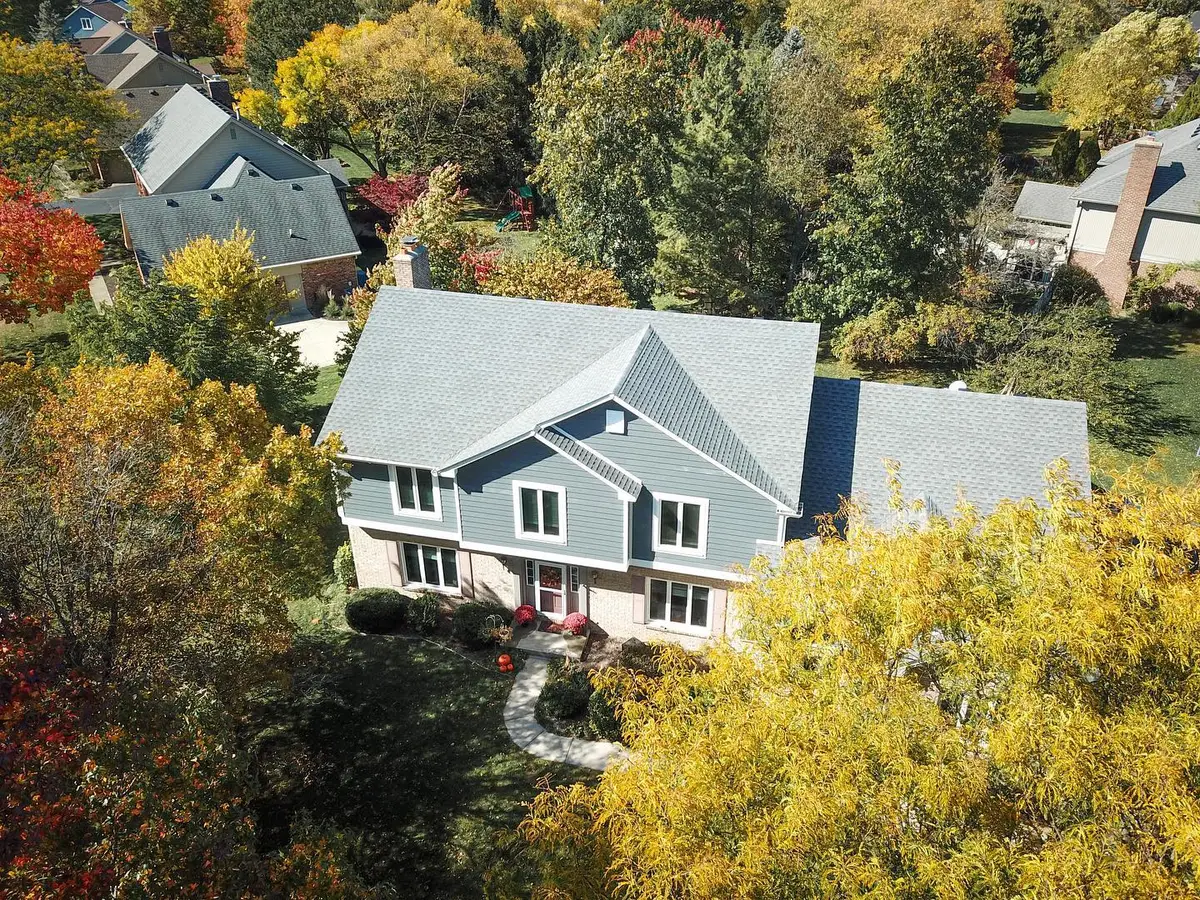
536,426,643,499
1073,118,1200,217
110,85,184,134
120,171,359,272
791,378,1090,537
317,158,350,187
1013,180,1077,226
322,289,822,509
84,51,134,84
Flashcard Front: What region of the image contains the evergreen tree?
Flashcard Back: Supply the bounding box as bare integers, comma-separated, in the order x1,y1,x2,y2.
66,268,317,426
244,0,357,84
32,0,60,43
653,45,791,317
1004,0,1055,82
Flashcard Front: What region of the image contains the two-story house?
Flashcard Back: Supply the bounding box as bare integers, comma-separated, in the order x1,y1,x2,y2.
63,0,129,41
318,245,1091,648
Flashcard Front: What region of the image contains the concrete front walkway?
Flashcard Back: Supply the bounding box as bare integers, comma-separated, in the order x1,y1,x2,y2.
503,657,627,771
275,316,350,367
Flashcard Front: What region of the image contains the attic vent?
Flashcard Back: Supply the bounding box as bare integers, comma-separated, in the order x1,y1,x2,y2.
149,89,158,95
247,168,258,176
124,92,134,98
287,228,295,238
228,125,236,140
291,183,303,191
605,408,625,434
209,193,222,201
165,198,178,207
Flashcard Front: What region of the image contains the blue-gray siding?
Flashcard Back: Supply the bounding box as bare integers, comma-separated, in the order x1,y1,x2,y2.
559,403,779,570
342,462,458,536
457,437,625,564
159,128,321,193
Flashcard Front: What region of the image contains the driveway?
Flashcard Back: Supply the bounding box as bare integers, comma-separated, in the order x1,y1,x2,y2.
48,183,141,217
276,315,350,368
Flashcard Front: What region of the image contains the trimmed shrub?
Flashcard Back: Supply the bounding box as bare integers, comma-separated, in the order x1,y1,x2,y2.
617,638,662,677
1074,136,1100,181
333,542,356,588
562,612,588,635
514,604,537,626
452,601,511,648
408,592,441,635
538,660,592,719
587,688,621,742
345,587,405,633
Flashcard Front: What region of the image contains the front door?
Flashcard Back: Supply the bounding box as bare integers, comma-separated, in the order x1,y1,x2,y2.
536,563,565,617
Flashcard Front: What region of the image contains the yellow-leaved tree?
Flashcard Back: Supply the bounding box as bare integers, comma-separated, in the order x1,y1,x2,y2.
784,0,1008,104
524,467,1200,899
1053,11,1197,142
482,247,633,308
162,224,292,328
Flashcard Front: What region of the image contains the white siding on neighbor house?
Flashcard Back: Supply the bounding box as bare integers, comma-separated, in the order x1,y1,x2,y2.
1071,204,1117,253
1134,212,1200,265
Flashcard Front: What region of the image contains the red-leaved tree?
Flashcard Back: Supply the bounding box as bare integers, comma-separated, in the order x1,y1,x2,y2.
354,172,430,218
0,174,102,323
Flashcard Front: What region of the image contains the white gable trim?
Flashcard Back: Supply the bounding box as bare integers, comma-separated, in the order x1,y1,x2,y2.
532,427,640,502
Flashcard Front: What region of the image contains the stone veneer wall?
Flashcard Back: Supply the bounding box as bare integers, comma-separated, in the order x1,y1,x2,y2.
466,552,518,606
300,255,358,305
348,525,394,588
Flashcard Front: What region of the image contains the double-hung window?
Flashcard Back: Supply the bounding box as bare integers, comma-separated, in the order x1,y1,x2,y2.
401,542,458,592
653,494,708,557
513,481,566,543
647,579,711,633
390,465,439,517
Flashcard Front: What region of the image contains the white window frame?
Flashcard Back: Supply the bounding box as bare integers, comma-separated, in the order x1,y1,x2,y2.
647,578,712,635
389,465,441,519
400,542,460,595
651,493,709,558
569,565,580,592
512,480,567,544
605,408,625,434
80,16,94,30
524,559,535,586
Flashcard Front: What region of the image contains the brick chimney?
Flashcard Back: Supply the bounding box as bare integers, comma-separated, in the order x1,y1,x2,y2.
1094,137,1161,311
205,76,233,108
151,25,172,56
392,237,432,289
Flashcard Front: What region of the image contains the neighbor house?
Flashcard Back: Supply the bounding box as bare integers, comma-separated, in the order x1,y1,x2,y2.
318,246,1090,649
62,0,129,41
118,86,359,309
120,160,360,313
1014,118,1200,308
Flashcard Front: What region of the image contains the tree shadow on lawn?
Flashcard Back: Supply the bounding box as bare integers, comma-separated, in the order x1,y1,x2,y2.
249,632,586,899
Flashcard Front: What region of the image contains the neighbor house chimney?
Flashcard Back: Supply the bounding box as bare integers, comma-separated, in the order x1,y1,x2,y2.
392,237,432,289
205,76,233,108
151,25,172,56
1094,137,1161,311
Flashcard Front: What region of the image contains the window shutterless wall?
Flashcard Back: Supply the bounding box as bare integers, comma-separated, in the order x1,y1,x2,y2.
556,403,780,570
340,461,459,537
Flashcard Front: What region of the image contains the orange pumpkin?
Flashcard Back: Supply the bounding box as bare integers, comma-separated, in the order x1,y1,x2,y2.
506,663,515,672
498,654,512,667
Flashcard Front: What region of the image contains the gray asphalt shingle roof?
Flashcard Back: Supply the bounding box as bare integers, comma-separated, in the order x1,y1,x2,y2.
792,378,1090,537
84,51,134,84
1074,118,1200,217
120,170,359,271
1013,180,1077,226
536,426,643,498
123,85,233,191
322,289,822,510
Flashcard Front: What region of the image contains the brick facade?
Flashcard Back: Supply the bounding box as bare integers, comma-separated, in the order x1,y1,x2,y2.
1087,139,1161,311
300,254,358,307
346,526,739,647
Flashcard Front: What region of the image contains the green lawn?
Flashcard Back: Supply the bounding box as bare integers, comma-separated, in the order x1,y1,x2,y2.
1093,319,1200,485
0,311,70,365
301,364,343,434
1001,86,1067,159
254,591,585,898
457,199,544,259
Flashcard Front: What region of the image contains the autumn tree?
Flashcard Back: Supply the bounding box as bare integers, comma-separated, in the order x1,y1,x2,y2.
525,468,1200,899
1053,11,1197,141
67,267,316,425
130,0,225,58
216,0,251,67
0,174,101,323
0,36,125,181
792,29,1007,322
161,224,292,328
331,1,525,181
0,356,344,690
482,246,633,307
783,0,1008,104
244,0,357,83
